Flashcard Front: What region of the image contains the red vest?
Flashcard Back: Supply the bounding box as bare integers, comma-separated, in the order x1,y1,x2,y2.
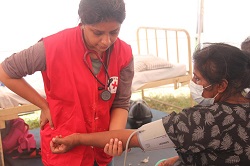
41,26,132,166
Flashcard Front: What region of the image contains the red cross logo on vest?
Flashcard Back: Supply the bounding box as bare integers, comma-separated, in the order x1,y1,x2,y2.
112,81,118,89
108,76,118,93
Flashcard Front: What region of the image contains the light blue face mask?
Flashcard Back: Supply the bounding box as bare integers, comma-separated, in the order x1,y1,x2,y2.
189,81,218,106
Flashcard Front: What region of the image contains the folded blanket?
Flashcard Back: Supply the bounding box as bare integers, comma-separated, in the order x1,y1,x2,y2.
134,54,173,72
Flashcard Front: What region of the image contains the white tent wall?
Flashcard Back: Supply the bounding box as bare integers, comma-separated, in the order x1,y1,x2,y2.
120,0,199,54
0,0,249,61
201,0,250,47
0,0,80,62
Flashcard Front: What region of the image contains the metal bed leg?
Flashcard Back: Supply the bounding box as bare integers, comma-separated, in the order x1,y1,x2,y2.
141,89,145,100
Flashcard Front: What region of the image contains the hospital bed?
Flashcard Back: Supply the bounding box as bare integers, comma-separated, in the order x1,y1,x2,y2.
132,27,192,109
0,26,192,165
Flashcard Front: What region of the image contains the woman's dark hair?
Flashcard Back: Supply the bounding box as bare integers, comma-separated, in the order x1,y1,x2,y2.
78,0,126,25
193,43,250,98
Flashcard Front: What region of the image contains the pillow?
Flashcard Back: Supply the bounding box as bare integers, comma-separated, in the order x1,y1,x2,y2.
134,54,173,72
134,61,147,72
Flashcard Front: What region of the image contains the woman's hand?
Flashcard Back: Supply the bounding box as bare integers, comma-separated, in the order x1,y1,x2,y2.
40,107,54,130
50,134,79,153
104,138,124,156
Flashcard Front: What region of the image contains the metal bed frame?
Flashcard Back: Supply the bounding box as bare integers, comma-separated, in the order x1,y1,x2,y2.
135,27,192,109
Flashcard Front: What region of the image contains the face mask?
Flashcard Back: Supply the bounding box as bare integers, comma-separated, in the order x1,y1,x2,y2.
189,81,218,106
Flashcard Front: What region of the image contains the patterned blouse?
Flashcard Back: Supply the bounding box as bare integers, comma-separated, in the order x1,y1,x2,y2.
163,102,250,166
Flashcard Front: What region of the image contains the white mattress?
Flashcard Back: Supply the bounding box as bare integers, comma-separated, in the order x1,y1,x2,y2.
0,73,46,108
132,63,187,92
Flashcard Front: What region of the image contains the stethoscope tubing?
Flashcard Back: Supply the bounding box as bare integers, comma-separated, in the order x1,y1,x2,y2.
83,49,112,89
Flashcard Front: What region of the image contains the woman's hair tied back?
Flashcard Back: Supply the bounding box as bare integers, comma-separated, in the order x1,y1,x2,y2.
78,0,126,25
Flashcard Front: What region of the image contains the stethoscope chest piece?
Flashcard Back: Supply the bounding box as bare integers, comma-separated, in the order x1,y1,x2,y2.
101,90,111,101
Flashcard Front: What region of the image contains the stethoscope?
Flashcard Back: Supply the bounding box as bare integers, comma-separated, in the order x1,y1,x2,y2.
83,48,113,101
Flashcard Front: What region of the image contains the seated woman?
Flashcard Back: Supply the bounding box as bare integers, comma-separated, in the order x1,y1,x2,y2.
50,43,250,165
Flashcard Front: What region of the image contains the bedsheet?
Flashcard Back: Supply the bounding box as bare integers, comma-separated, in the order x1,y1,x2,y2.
0,73,45,108
132,63,186,92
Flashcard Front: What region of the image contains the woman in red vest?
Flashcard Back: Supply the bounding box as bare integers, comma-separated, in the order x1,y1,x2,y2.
0,0,134,165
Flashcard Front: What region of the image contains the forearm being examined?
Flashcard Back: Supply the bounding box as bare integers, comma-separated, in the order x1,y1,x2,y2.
77,129,141,149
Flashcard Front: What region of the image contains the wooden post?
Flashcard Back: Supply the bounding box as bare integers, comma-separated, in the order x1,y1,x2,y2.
0,104,40,166
0,131,4,166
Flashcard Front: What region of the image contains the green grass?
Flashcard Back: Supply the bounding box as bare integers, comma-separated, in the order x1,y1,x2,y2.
145,94,192,114
132,85,192,114
21,85,192,129
20,111,41,129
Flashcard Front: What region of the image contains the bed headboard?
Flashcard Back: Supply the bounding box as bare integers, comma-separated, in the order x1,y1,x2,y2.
136,26,192,77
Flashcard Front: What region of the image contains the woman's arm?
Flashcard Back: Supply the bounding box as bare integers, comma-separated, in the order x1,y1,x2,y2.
0,41,53,129
107,108,129,155
109,108,128,130
0,65,46,108
50,118,175,154
105,58,134,155
0,65,52,129
111,57,134,112
50,129,140,154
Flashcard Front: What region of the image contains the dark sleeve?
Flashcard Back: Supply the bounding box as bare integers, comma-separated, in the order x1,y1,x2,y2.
111,57,134,111
1,41,46,78
163,103,250,165
162,106,220,154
